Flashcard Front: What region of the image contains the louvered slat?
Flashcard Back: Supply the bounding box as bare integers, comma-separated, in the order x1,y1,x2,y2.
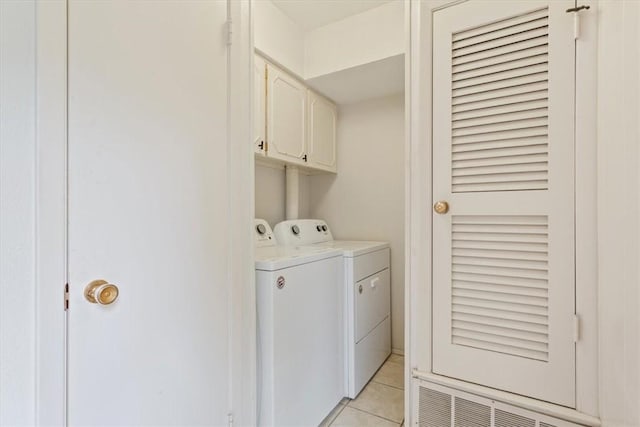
453,288,547,306
452,248,548,261
451,215,549,361
453,16,548,51
453,240,548,252
451,8,550,193
453,153,547,169
452,222,548,233
452,73,547,98
453,107,547,130
453,54,547,82
453,81,548,106
452,36,548,67
453,281,548,297
453,98,548,121
452,8,548,43
452,127,547,146
453,271,547,289
452,46,548,74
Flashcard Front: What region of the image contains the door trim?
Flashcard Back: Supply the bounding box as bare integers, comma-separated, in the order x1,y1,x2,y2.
34,0,255,424
406,0,598,423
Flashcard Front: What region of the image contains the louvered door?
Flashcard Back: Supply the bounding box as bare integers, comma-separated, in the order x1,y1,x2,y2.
432,1,576,406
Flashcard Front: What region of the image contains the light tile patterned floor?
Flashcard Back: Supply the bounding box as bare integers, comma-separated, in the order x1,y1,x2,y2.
320,354,405,427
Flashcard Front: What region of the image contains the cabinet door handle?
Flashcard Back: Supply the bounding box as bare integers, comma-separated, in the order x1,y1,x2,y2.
258,141,264,150
302,154,308,162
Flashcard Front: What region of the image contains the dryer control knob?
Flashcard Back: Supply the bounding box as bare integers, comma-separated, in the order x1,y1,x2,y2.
316,225,322,232
322,225,327,232
256,224,267,235
292,225,300,235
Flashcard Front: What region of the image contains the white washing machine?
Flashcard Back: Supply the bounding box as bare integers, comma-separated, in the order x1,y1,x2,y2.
274,219,391,398
254,219,344,426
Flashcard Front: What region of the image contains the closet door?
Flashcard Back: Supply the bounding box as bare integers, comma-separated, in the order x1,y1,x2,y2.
432,0,576,406
266,63,307,165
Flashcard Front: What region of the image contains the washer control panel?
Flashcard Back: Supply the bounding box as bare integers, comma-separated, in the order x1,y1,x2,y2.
274,219,333,246
254,219,276,247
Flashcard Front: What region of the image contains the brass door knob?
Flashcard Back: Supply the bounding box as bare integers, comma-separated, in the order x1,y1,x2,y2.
433,201,449,214
84,280,119,305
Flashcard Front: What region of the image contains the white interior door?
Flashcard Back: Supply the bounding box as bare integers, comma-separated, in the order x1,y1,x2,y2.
432,0,576,407
67,1,232,424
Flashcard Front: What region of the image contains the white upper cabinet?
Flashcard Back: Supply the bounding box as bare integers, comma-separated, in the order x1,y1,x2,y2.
307,90,337,173
266,62,307,166
254,55,338,173
254,55,266,155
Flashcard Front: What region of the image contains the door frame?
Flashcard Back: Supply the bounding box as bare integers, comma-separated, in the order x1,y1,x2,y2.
405,0,598,424
34,0,255,424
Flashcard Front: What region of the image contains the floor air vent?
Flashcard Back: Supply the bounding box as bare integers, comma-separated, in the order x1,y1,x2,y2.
414,380,584,427
495,409,536,427
455,397,491,427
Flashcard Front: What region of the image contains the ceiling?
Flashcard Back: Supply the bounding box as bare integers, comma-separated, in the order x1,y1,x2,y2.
270,0,395,31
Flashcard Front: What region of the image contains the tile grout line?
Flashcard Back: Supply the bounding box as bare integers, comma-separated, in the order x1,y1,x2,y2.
369,378,404,391
342,405,403,426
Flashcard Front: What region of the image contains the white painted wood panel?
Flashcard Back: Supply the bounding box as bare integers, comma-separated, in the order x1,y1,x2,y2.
266,63,307,165
307,90,337,173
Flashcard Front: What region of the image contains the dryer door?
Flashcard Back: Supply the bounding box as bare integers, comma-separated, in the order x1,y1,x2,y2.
355,268,390,343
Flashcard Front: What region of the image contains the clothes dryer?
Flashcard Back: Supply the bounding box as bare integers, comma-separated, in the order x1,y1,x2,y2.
273,219,391,398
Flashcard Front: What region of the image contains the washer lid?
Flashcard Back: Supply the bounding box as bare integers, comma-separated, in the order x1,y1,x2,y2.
309,240,389,257
254,246,341,271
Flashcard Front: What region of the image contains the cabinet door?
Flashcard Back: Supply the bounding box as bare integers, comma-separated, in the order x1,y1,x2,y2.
266,64,306,165
307,90,337,173
432,0,576,406
254,55,266,155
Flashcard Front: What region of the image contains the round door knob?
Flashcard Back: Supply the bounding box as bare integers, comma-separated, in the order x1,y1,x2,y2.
84,280,119,305
433,201,449,214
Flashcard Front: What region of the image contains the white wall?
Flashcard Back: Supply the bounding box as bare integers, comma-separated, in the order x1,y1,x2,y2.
253,0,304,77
308,94,405,352
304,1,404,79
254,0,404,104
597,1,640,425
0,1,36,424
255,163,309,227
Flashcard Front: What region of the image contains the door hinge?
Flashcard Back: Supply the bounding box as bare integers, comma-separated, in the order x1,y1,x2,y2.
225,19,233,46
64,283,69,311
573,314,580,342
227,413,233,427
566,5,590,40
